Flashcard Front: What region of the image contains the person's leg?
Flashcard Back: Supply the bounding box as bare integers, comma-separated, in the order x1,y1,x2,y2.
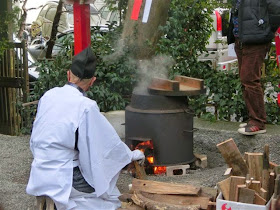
235,41,270,133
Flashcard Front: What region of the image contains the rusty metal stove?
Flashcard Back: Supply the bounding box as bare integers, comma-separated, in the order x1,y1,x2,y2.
125,76,206,169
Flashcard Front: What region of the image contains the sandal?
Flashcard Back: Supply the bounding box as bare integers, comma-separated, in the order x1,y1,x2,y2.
238,124,266,136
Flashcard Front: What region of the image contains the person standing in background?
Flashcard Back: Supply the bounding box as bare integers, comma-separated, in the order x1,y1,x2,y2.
227,0,280,135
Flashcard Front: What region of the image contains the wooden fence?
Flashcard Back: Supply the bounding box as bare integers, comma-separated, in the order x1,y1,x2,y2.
0,40,29,135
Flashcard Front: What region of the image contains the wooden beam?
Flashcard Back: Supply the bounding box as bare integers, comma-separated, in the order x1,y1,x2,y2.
216,139,248,176
131,179,201,195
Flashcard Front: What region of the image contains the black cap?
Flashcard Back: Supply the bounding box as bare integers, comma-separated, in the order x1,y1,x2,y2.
70,47,97,79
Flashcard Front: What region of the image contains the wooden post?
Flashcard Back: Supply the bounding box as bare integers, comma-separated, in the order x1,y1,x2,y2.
216,139,248,176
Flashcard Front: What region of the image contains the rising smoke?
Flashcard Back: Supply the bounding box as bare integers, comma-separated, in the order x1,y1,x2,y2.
102,39,175,94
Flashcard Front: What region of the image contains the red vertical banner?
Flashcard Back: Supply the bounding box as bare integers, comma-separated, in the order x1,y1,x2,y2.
275,27,280,68
276,27,280,107
131,0,143,20
73,2,91,55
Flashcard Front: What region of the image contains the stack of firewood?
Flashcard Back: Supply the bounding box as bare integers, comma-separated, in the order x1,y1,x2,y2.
217,138,280,208
119,179,217,210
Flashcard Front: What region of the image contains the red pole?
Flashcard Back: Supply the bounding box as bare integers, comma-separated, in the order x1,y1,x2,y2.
73,2,91,55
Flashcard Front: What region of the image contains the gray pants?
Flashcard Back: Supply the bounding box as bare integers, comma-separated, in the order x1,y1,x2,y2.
72,167,95,193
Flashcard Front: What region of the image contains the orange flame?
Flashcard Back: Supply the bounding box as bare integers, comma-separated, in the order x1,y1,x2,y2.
135,140,154,150
154,166,166,174
147,156,154,164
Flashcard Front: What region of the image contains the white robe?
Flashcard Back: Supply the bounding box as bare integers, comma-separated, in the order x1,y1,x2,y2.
26,84,135,210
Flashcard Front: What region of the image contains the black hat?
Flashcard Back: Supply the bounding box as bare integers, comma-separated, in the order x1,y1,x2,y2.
70,47,97,79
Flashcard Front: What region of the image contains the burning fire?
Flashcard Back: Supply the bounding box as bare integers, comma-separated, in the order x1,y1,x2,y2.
135,140,154,152
154,166,166,175
147,156,154,164
134,140,166,175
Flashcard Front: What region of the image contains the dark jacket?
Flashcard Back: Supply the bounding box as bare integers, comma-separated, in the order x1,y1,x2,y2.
228,0,280,45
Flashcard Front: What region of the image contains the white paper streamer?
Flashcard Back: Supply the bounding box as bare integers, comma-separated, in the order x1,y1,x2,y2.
142,0,153,23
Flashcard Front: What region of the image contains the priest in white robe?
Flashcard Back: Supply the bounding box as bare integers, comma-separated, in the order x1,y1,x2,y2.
26,47,145,210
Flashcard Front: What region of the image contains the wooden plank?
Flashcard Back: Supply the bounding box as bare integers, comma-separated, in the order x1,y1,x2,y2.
235,184,246,202
269,172,276,199
207,201,216,210
216,138,248,176
247,153,263,181
224,168,232,177
131,191,201,210
131,179,201,195
149,77,179,91
248,180,261,194
254,193,267,205
270,161,278,170
275,166,280,176
229,176,246,201
274,175,280,198
0,77,23,88
134,161,147,180
217,177,231,200
174,75,204,89
238,187,255,204
262,145,270,195
194,154,207,169
259,188,268,201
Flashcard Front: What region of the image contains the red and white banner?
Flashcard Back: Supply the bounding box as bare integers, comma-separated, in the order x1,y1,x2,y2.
276,27,280,107
131,0,143,20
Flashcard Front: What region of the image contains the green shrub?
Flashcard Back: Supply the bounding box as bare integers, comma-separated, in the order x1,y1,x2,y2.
29,26,137,112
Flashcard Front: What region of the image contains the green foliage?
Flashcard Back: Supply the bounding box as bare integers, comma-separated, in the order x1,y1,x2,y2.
0,6,21,55
29,26,136,113
156,0,280,124
25,0,280,133
262,45,280,124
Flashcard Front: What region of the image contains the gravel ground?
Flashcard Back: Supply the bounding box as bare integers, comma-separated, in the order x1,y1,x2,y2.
0,123,279,210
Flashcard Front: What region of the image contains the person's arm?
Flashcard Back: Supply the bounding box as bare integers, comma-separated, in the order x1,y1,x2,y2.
267,0,280,32
131,149,145,166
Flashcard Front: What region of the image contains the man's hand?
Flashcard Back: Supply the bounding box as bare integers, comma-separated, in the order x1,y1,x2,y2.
132,150,145,166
